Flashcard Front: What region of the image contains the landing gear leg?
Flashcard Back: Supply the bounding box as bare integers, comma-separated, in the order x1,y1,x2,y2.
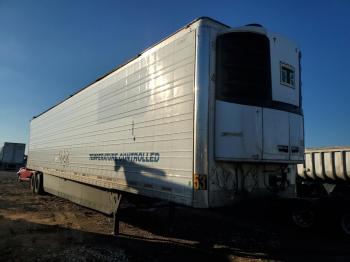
112,193,122,236
168,202,175,233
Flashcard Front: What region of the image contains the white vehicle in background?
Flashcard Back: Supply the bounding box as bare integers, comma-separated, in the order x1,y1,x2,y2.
296,147,350,236
23,17,304,233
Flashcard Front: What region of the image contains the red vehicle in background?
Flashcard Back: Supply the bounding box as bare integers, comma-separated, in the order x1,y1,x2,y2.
17,167,34,182
17,167,43,194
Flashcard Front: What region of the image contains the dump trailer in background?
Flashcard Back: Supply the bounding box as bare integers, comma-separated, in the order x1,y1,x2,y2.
26,17,304,230
296,147,350,235
0,142,25,169
298,147,350,183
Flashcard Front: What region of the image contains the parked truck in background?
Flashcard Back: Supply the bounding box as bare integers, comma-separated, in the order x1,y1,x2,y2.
0,142,25,170
296,147,350,236
24,17,304,231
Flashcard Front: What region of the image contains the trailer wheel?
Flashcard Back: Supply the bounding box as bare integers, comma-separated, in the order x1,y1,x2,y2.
34,173,44,195
340,213,350,237
291,203,315,229
30,174,36,193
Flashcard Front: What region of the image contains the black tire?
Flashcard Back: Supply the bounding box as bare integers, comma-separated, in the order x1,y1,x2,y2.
34,173,44,195
291,201,316,229
340,212,350,238
30,174,36,193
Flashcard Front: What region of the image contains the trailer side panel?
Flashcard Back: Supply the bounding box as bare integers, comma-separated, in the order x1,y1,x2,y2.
27,29,196,206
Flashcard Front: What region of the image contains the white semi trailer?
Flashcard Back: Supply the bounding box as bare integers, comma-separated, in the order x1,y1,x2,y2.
27,17,304,224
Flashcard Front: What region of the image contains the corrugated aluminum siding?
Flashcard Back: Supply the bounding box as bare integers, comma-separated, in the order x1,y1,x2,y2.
298,147,350,181
28,29,196,205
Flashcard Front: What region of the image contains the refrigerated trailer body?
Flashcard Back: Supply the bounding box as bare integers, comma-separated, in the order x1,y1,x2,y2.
0,142,25,169
27,17,304,214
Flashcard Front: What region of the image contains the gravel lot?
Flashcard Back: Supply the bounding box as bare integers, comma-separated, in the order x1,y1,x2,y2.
0,170,349,261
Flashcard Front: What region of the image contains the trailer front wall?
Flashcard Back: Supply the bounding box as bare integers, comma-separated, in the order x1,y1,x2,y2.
28,29,196,206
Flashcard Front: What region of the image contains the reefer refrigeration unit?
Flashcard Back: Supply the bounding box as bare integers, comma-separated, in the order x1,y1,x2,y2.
27,17,304,214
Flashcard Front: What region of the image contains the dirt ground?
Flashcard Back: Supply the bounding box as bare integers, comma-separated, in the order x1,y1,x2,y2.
0,170,350,262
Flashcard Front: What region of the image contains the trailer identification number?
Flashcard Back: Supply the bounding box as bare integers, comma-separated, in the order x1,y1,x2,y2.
193,174,207,190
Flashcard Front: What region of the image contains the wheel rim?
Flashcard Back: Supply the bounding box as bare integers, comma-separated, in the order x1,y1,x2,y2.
31,176,35,189
341,213,350,236
35,176,40,191
292,207,315,228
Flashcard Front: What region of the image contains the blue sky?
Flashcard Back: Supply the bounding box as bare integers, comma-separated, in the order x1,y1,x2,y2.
0,0,349,149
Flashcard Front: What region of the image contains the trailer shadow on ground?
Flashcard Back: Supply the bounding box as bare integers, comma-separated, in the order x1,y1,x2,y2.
0,214,249,262
1,171,350,261
1,202,350,262
119,197,350,261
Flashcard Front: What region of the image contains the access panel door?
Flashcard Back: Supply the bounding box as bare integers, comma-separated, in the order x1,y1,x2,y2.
289,113,304,161
262,108,290,161
215,100,262,161
269,32,300,107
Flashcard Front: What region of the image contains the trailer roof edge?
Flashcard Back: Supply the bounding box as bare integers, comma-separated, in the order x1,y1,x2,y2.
32,17,229,121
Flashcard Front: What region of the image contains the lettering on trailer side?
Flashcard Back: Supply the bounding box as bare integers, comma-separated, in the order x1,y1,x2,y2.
88,152,160,163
